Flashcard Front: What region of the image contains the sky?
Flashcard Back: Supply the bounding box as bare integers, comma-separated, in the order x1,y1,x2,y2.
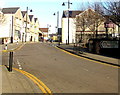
0,0,119,33
0,0,82,34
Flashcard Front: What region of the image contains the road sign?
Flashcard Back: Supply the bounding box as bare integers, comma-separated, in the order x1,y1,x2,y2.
100,41,119,48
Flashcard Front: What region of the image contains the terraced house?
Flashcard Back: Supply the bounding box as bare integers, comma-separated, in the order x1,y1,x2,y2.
21,11,31,42
34,18,41,42
0,7,41,44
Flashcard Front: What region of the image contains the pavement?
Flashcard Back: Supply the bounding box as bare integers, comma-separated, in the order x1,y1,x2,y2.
0,42,43,94
1,66,42,94
56,43,119,67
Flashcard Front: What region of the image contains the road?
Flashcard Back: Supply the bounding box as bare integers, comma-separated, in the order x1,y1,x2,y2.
2,43,118,93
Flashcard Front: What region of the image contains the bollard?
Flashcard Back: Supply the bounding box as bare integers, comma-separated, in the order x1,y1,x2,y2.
9,52,13,72
4,44,8,50
66,40,67,45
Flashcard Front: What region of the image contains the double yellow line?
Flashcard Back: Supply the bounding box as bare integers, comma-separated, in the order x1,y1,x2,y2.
13,68,53,95
55,46,120,69
1,43,53,94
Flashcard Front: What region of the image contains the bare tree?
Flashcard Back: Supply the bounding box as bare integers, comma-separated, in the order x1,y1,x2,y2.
0,11,6,25
102,1,120,37
87,2,105,38
86,8,105,38
75,12,88,43
103,1,120,25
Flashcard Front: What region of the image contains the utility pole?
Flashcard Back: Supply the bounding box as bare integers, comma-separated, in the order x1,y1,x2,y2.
53,11,60,45
25,7,28,42
11,13,13,43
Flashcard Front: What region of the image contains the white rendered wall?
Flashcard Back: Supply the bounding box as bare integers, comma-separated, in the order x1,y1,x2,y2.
62,18,76,43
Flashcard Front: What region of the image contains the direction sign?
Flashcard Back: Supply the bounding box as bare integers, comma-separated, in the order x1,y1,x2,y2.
100,41,119,48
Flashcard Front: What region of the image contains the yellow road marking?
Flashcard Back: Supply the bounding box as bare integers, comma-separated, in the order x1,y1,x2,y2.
13,68,53,95
55,47,120,69
1,43,53,94
2,44,25,52
21,70,52,94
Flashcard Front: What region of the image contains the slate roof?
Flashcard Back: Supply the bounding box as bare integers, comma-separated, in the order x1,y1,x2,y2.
2,7,20,14
29,15,34,21
21,11,27,17
34,18,38,22
62,10,83,18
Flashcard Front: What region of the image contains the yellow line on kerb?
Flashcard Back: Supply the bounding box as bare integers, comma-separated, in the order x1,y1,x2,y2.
13,68,53,95
55,47,119,69
2,44,25,52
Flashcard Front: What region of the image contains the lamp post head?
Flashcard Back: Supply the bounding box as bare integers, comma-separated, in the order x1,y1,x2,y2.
62,2,65,6
30,9,32,12
53,13,55,15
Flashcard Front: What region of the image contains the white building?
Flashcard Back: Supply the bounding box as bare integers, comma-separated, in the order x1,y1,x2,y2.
1,7,23,43
34,18,41,42
0,10,10,44
0,7,41,44
61,10,83,44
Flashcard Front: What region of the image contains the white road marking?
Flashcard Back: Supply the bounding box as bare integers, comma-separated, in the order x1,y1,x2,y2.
17,59,22,70
83,68,89,71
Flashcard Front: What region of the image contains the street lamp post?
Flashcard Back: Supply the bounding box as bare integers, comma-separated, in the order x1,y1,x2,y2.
25,7,28,42
53,11,60,45
11,13,13,43
25,7,32,42
62,0,72,45
53,11,59,32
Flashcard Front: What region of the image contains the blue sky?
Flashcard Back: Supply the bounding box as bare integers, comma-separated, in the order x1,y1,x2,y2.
0,0,84,33
0,0,113,33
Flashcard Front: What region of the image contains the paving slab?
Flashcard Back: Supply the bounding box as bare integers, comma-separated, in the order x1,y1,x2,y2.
1,66,42,94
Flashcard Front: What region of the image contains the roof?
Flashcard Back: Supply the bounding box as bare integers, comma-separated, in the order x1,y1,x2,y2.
62,10,83,18
34,18,38,22
29,15,34,21
0,11,3,14
21,11,27,17
39,28,48,33
2,7,20,14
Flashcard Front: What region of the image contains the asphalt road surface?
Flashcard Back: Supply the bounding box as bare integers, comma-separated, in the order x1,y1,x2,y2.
2,43,119,93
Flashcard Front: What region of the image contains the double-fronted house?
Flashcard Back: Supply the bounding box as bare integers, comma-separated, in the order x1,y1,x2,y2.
0,10,7,44
1,7,23,43
29,15,35,41
34,18,41,42
39,28,49,41
21,11,31,42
